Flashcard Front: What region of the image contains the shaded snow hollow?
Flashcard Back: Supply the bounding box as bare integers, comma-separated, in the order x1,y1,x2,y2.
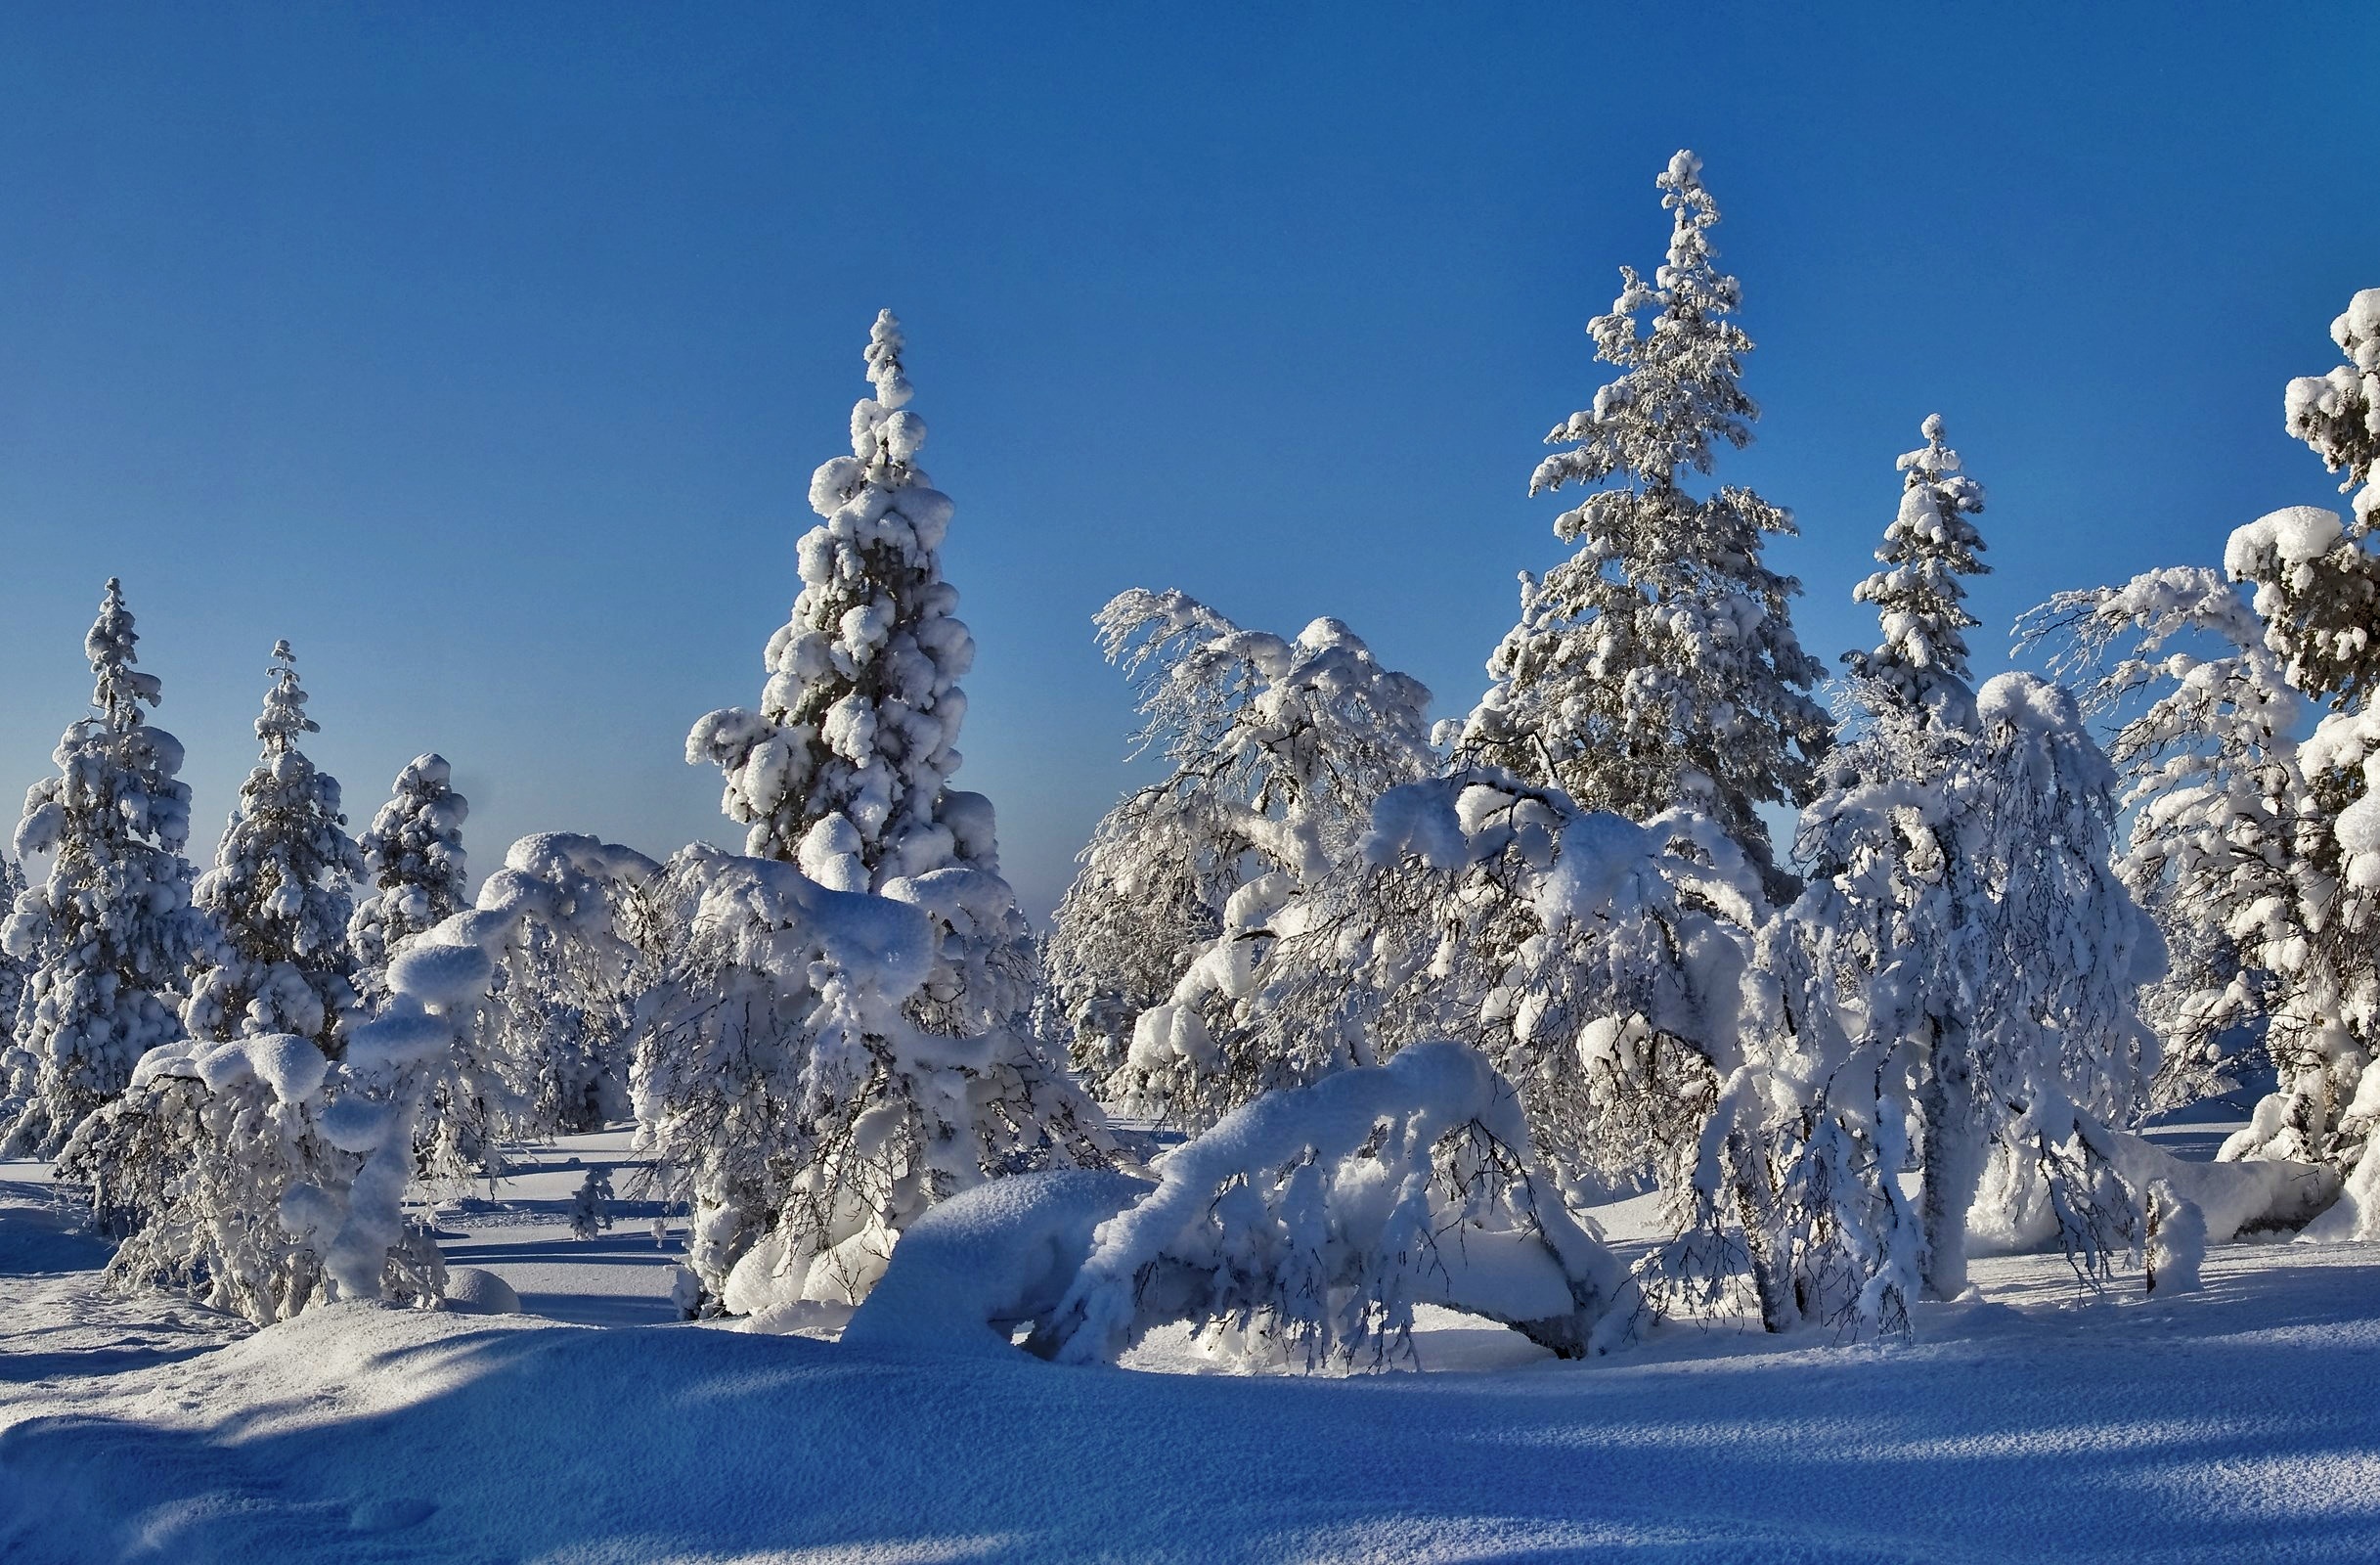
5,1152,2380,1562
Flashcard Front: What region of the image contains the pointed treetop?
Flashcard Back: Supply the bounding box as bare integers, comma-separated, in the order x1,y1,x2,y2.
86,577,163,730
1847,414,1992,713
865,308,912,411
255,639,320,755
836,308,930,493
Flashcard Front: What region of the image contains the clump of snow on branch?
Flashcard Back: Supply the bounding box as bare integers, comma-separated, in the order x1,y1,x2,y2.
1,580,209,1158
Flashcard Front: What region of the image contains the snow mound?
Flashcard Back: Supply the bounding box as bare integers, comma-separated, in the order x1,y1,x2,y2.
442,1267,522,1316
841,1169,1153,1358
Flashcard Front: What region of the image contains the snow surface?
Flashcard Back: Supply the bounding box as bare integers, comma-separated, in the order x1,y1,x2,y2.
6,1127,2380,1562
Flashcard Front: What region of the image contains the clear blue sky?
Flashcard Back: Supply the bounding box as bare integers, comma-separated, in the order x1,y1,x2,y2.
1,5,2373,919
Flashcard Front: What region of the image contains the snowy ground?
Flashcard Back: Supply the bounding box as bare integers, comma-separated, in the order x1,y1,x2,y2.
4,1128,2377,1563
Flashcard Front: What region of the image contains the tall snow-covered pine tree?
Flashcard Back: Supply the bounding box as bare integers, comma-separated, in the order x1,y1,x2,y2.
0,580,209,1156
688,310,1029,1033
184,642,365,1051
1460,151,1828,894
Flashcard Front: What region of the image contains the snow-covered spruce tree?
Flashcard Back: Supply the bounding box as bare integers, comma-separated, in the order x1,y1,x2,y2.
0,856,25,1048
1459,151,1828,897
2024,291,2380,1214
348,753,468,1007
1046,589,1433,1119
2209,292,2380,1211
183,643,364,1053
0,581,209,1158
1845,415,1991,726
686,310,1031,1037
2019,566,2311,1110
632,844,1116,1318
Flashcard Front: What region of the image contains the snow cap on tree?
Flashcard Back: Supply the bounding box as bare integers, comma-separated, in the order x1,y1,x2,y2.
1460,151,1828,896
1846,415,1991,724
184,641,364,1052
0,579,206,1156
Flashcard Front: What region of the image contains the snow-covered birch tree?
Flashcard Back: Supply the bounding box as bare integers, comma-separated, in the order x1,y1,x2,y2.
2020,566,2310,1109
1458,151,1828,897
183,642,365,1052
686,310,1031,1037
0,581,209,1157
1792,674,2162,1302
1046,590,1432,1116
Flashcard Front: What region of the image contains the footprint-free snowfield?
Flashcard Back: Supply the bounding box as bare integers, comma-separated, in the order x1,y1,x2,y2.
5,1152,2378,1564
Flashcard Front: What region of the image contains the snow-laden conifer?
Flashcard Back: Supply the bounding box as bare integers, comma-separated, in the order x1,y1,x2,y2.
349,753,468,1003
2284,287,2379,539
1045,590,1432,1116
0,856,25,1047
687,310,1029,1035
1459,151,1828,895
184,642,364,1051
0,581,209,1157
1846,415,1991,724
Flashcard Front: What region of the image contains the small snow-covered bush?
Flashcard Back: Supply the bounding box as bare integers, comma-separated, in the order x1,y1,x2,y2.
61,1032,440,1324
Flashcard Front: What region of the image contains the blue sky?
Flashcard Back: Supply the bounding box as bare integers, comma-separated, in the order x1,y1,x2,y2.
1,5,2373,919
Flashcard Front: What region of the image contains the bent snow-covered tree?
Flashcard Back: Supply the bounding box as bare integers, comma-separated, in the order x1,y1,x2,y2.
1459,150,1828,897
688,310,1030,1036
0,581,209,1158
184,642,365,1053
349,753,469,1005
1046,589,1433,1118
847,1042,1639,1370
66,833,658,1324
1846,415,1991,725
